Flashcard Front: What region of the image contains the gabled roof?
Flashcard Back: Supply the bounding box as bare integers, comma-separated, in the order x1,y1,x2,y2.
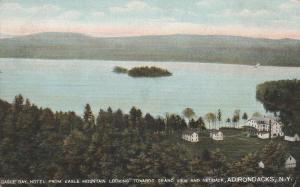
285,154,296,161
182,129,199,135
248,116,279,125
258,161,265,168
210,130,223,135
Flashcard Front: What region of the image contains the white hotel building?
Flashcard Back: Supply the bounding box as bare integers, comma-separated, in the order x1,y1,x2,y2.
243,116,284,139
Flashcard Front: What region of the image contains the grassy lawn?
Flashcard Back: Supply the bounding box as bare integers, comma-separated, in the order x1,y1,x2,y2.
169,128,300,162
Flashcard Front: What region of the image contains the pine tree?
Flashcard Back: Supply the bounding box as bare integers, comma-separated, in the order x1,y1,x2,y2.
217,109,222,128
13,94,24,113
242,112,248,121
83,104,95,128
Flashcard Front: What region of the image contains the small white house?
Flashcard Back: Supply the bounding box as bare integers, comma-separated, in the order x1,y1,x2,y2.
258,161,265,168
285,155,296,169
284,134,300,142
210,130,224,141
182,130,199,142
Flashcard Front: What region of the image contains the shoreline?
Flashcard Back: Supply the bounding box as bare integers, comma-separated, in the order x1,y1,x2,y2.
1,57,300,68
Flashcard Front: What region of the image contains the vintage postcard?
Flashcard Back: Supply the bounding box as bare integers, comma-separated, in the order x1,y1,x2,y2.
0,0,299,186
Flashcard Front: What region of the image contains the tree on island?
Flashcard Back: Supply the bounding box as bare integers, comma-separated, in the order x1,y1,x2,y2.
113,66,172,77
128,66,172,77
113,66,128,74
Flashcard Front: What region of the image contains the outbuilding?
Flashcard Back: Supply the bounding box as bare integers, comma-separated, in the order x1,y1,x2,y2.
258,161,265,168
182,129,199,142
285,155,296,169
210,130,224,141
284,134,300,142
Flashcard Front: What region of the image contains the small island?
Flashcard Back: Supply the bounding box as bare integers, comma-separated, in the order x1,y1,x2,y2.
113,66,172,77
113,66,128,74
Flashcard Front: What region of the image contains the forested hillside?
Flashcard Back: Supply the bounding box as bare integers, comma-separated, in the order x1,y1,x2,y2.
1,32,300,66
0,95,298,185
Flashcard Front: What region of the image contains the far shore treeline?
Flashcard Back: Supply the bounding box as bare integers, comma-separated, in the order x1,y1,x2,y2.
1,32,300,67
113,66,172,77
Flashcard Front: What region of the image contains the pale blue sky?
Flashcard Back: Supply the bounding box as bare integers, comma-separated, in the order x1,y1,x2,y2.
1,0,300,38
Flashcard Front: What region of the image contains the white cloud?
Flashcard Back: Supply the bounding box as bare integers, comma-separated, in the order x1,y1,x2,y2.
1,1,300,39
109,0,156,13
220,9,271,18
58,10,81,20
0,2,82,21
2,17,300,39
196,0,220,7
172,8,197,16
278,0,300,11
0,2,61,15
29,4,61,14
0,2,24,12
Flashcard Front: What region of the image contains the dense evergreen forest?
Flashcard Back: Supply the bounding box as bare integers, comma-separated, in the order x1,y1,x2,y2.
256,79,300,135
0,95,298,186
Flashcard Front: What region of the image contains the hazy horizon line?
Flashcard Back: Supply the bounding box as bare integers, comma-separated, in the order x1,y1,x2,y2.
1,31,300,41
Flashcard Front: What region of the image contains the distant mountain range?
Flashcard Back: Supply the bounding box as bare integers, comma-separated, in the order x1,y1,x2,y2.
1,32,300,66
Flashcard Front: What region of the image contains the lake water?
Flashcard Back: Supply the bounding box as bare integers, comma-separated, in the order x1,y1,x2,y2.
1,58,300,120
